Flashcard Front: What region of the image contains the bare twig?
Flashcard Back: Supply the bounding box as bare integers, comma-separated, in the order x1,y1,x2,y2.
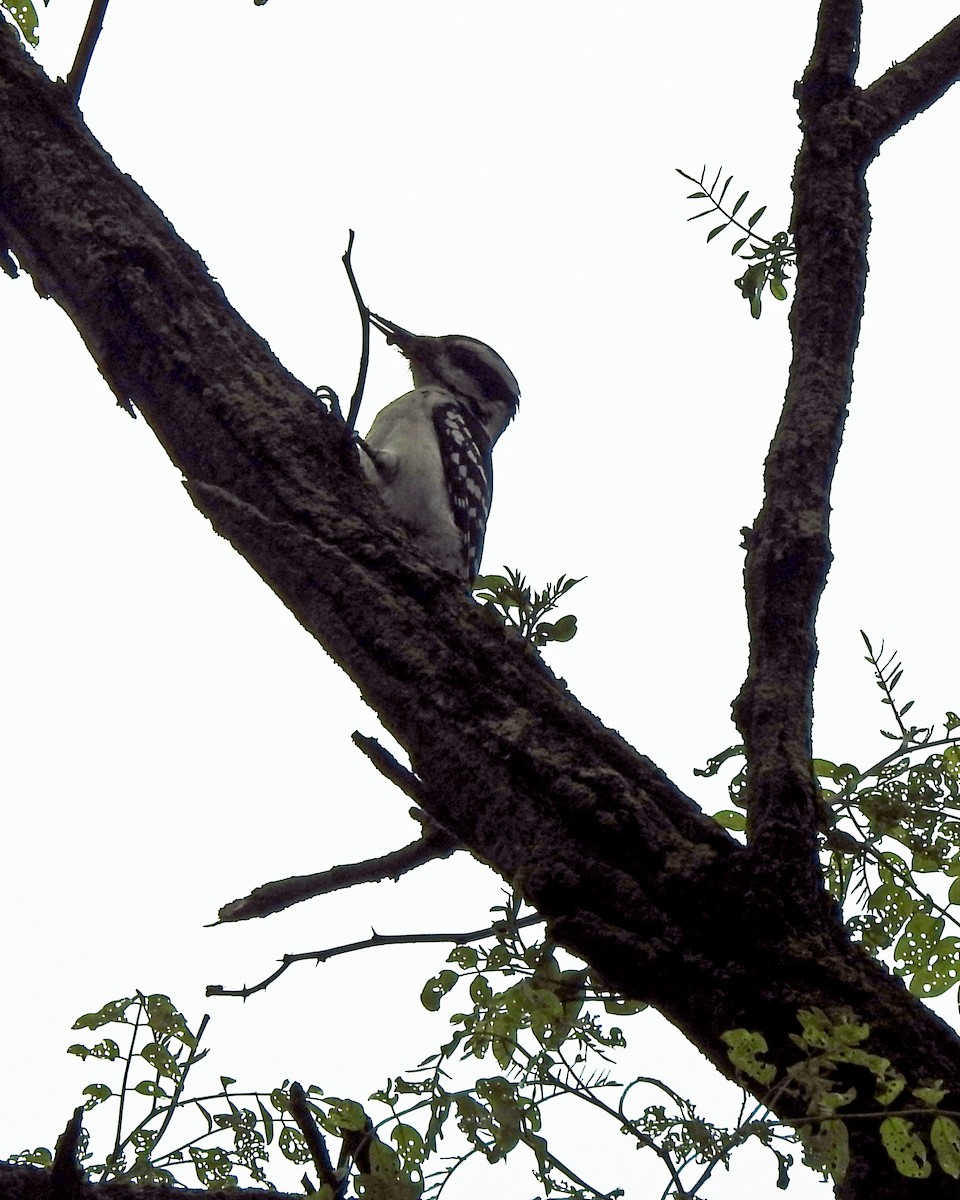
352,732,429,805
206,913,544,999
66,0,111,101
341,230,372,434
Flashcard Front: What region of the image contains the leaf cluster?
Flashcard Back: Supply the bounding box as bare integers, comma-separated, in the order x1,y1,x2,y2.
8,992,409,1195
473,568,583,648
677,164,795,318
13,904,804,1200
353,896,795,1199
724,1008,960,1184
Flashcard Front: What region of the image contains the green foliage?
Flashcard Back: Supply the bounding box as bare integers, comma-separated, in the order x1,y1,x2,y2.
473,567,583,648
1,0,46,45
720,1029,776,1087
676,164,795,317
10,989,423,1196
723,1008,960,1185
13,904,804,1199
699,633,960,999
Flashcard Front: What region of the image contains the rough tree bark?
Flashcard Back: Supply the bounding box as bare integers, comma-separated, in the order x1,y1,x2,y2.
2,3,960,1196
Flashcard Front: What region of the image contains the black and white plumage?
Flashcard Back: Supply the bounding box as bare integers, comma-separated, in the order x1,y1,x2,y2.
359,312,520,583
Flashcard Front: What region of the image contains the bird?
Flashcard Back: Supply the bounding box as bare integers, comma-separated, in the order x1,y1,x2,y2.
358,312,520,584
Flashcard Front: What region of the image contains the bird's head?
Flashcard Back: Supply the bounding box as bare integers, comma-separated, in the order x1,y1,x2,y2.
369,311,520,443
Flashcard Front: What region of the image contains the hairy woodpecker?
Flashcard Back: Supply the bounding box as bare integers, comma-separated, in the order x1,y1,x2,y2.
359,312,520,584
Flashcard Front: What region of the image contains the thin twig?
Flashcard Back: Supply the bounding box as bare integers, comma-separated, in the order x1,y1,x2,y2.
66,0,111,101
206,914,544,999
352,733,429,806
341,230,372,434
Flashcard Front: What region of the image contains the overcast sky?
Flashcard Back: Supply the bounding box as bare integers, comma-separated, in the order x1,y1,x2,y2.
2,2,958,1197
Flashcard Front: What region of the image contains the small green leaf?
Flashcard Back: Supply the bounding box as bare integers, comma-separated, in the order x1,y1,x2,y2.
770,279,788,301
392,1122,426,1167
731,236,748,254
326,1096,368,1132
707,223,729,242
2,0,41,45
143,994,196,1047
473,574,509,593
82,1084,113,1108
133,1080,169,1097
747,206,767,227
537,614,577,643
713,809,746,831
731,191,749,216
721,1028,776,1086
72,998,134,1031
880,1117,931,1178
140,1041,181,1081
912,1081,947,1106
9,1148,53,1168
279,1127,308,1163
931,1116,960,1178
421,970,458,1011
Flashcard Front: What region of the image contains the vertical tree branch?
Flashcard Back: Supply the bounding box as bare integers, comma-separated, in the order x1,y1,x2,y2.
734,0,870,889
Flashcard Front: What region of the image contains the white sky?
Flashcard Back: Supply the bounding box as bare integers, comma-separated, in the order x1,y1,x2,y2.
1,2,958,1197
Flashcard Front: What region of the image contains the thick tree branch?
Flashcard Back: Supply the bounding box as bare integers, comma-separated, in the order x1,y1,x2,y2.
860,16,960,144
4,24,960,1194
806,0,861,88
216,826,459,923
734,5,960,902
733,0,871,889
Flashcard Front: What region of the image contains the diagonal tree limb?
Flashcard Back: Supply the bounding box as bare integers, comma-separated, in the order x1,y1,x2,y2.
859,16,960,145
216,827,460,923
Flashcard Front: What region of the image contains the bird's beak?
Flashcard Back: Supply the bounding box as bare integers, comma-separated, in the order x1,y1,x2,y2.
368,311,420,353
